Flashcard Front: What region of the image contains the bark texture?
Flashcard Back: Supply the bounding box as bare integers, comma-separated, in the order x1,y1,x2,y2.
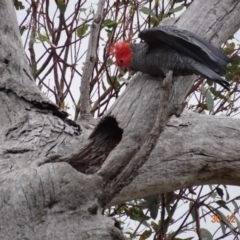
0,0,240,239
110,111,240,205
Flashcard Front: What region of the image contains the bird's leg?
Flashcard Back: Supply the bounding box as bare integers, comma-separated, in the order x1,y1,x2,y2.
162,70,173,88
161,70,186,118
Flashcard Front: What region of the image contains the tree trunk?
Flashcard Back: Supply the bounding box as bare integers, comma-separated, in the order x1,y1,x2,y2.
0,0,240,239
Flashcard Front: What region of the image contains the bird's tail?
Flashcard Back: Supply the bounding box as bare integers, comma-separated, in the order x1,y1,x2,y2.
190,62,230,90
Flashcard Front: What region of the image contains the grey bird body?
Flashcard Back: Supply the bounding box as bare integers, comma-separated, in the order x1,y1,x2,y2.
130,43,195,76
129,26,230,90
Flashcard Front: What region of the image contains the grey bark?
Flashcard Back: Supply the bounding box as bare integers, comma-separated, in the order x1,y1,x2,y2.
76,0,105,121
110,110,240,205
0,0,240,239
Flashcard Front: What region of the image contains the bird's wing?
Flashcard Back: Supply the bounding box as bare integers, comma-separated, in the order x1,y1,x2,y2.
139,26,230,76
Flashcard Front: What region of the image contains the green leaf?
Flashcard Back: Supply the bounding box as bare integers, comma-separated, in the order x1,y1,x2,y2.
225,72,233,81
232,200,239,214
199,86,214,111
231,55,240,67
235,215,240,233
128,207,150,227
79,8,87,12
77,24,89,38
165,204,171,216
210,191,217,199
220,219,227,235
149,203,158,219
205,91,214,111
216,200,230,211
140,6,152,15
189,202,196,222
150,221,159,231
201,208,207,223
139,7,158,21
103,19,118,28
139,229,152,240
216,187,224,199
224,42,235,55
169,4,184,13
200,228,213,240
214,209,238,238
102,81,106,91
222,185,230,201
13,0,25,10
129,207,144,220
151,13,158,22
206,79,213,88
144,195,159,220
19,26,27,36
125,231,135,238
57,0,67,14
37,33,49,43
117,77,128,83
209,87,227,100
107,76,120,90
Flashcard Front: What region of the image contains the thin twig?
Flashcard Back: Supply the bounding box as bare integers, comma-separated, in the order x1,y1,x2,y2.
28,0,38,78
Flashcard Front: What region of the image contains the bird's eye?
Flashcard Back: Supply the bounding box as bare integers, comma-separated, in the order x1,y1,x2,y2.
120,59,124,65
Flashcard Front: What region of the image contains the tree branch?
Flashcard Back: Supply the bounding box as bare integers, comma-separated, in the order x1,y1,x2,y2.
1,1,240,239
109,111,240,205
75,0,105,121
